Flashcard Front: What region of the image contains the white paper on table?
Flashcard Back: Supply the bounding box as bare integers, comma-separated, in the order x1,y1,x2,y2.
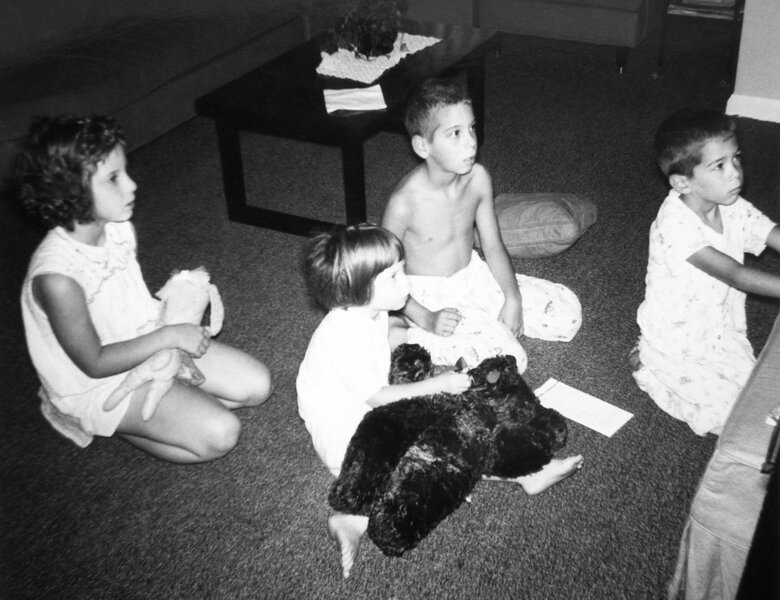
323,84,386,113
534,378,633,437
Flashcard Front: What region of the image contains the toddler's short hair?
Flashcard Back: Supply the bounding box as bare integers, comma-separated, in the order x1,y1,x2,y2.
404,77,471,139
14,115,125,230
303,223,404,310
655,107,737,178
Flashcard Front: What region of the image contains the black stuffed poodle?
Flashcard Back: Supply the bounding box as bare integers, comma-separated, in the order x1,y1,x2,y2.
328,343,569,557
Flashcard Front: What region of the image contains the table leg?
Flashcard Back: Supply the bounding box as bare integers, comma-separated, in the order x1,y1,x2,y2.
341,142,368,224
213,120,368,236
215,119,247,223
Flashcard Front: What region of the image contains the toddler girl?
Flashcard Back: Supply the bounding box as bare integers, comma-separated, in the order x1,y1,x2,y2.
16,115,273,463
296,223,472,577
297,223,470,476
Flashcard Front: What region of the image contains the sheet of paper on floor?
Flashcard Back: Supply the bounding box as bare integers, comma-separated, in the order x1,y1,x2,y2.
535,378,633,437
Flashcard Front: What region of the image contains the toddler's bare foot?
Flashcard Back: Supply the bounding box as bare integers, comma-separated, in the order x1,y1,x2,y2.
516,455,584,495
327,513,368,579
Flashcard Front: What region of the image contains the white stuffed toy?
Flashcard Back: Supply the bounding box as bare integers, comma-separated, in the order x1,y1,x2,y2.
103,267,224,421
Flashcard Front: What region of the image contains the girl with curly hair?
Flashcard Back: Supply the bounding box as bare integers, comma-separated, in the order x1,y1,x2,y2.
16,115,273,463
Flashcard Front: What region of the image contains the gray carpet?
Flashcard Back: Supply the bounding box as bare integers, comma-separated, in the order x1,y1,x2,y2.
3,18,779,599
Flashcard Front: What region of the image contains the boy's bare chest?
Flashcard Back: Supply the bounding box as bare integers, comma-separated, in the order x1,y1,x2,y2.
412,197,477,237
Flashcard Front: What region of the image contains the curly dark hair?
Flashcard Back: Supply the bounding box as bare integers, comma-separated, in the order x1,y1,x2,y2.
14,115,125,230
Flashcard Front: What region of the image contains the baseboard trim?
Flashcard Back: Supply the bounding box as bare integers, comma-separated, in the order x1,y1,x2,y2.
726,94,780,123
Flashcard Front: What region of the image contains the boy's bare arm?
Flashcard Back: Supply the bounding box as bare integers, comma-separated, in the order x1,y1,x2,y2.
688,245,780,299
397,296,462,335
380,190,409,243
474,176,524,336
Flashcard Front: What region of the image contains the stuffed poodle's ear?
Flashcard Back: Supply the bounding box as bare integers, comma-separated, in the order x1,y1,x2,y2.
207,284,224,335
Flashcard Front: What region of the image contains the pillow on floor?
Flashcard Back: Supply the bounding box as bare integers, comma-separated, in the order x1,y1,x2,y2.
492,192,597,259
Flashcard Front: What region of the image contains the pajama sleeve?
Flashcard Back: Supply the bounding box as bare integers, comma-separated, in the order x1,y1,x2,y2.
737,197,777,256
654,205,711,267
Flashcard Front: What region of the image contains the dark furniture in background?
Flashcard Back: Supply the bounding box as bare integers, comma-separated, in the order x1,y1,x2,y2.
405,0,667,73
195,21,499,236
0,0,354,178
655,0,746,85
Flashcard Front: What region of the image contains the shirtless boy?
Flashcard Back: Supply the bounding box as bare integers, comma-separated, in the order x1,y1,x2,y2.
382,77,582,372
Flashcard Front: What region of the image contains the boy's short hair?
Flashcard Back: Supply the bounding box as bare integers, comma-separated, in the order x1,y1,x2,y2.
14,115,125,230
403,77,471,139
654,107,737,178
303,223,404,310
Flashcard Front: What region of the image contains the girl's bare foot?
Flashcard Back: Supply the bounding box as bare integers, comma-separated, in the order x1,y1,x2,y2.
327,513,369,579
516,455,584,495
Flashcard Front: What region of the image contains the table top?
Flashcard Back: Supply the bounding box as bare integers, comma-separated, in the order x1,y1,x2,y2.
194,20,499,144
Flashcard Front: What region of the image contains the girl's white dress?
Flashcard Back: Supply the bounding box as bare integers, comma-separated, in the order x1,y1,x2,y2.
296,308,391,476
21,222,160,447
634,190,776,435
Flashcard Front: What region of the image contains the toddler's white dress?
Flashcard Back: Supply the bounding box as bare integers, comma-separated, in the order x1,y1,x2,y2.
297,308,391,476
21,222,160,447
634,190,776,435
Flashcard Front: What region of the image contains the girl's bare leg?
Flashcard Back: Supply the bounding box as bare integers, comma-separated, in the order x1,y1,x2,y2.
117,381,242,463
194,340,273,408
327,513,369,579
116,340,272,463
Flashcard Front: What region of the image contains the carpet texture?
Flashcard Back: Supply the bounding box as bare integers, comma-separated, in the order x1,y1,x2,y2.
2,18,779,600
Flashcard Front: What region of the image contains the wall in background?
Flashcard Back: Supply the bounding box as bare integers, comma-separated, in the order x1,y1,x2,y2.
727,0,780,123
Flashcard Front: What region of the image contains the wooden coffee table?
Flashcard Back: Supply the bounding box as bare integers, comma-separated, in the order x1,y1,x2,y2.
194,20,500,236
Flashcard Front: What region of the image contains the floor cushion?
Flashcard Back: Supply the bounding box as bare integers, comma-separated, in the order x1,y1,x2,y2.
493,192,598,258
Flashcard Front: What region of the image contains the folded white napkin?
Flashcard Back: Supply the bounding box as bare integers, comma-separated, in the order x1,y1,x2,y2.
323,84,387,114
